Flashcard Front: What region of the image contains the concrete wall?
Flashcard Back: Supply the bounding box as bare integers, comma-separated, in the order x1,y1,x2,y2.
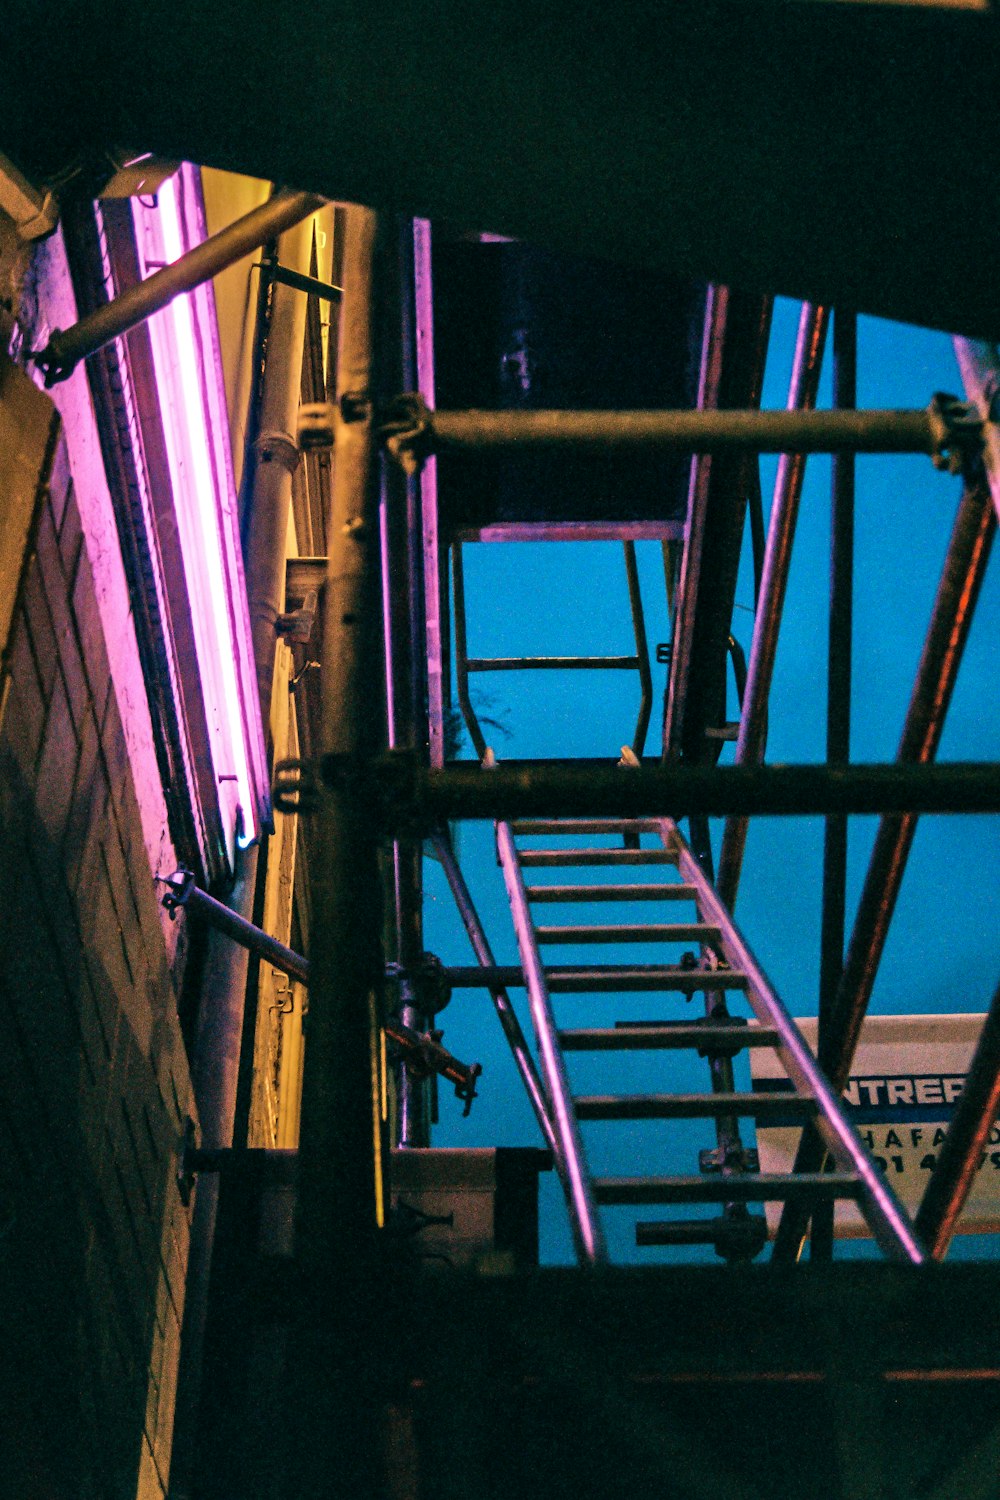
0,361,196,1499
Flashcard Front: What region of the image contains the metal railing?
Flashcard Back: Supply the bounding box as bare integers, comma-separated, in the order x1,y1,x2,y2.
495,819,609,1266
663,819,926,1265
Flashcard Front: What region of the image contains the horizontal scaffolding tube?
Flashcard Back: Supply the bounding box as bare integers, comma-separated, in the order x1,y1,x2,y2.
915,979,1000,1259
34,187,325,384
424,405,939,456
365,760,1000,827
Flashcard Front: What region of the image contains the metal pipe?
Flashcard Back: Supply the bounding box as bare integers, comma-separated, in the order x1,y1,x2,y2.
666,822,924,1264
663,284,731,758
953,339,1000,526
383,220,430,1148
161,870,308,983
496,821,608,1266
368,759,1000,827
246,214,314,736
161,871,482,1114
716,303,829,909
814,306,857,1262
424,402,931,456
167,848,259,1500
171,202,316,1500
430,831,563,1166
915,978,1000,1258
291,205,385,1499
773,478,996,1261
826,479,995,1080
33,188,325,385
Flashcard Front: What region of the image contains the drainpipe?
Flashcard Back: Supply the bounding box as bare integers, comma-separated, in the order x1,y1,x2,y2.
245,214,313,733
169,207,316,1498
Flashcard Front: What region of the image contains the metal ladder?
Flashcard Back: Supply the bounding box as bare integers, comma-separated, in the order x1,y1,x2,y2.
495,814,926,1266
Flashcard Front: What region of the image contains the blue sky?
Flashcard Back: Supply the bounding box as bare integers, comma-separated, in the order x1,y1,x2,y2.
421,299,1000,1263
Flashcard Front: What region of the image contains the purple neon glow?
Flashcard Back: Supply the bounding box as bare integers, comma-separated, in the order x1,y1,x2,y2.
133,167,268,858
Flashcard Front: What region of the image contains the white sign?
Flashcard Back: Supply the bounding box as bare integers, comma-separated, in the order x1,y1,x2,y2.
751,1013,1000,1238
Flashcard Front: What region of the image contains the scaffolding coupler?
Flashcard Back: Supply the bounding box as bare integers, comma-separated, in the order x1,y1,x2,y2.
385,1018,481,1116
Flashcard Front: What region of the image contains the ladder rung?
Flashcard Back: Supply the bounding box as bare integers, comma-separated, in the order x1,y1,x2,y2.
536,923,721,945
546,966,746,993
467,655,640,671
574,1092,818,1120
559,1024,779,1051
442,964,743,991
525,883,698,903
524,876,695,900
594,1172,862,1206
520,848,675,867
511,819,661,836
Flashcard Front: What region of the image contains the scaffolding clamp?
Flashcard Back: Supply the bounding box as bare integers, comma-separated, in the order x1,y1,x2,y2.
160,867,196,917
298,401,337,450
927,392,984,474
385,953,453,1015
385,1018,482,1115
380,393,433,476
273,757,324,815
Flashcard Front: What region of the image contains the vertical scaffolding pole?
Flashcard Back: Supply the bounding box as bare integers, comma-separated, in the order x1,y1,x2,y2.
813,307,856,1261
716,303,829,909
383,218,430,1146
290,205,386,1499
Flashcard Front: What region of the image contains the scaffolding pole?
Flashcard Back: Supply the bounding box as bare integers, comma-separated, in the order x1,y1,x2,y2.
346,759,1000,829
772,478,996,1262
412,402,944,456
715,303,829,910
288,205,386,1500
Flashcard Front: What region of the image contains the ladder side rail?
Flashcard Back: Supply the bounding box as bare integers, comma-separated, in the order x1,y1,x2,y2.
495,820,608,1266
430,831,565,1172
664,821,926,1265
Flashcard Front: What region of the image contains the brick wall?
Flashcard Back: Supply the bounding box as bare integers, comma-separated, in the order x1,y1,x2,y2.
0,364,197,1499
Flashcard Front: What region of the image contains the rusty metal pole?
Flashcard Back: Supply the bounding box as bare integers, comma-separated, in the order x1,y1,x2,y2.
915,978,1000,1258
424,403,934,455
373,759,1000,824
290,205,386,1500
716,303,829,910
773,477,996,1262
